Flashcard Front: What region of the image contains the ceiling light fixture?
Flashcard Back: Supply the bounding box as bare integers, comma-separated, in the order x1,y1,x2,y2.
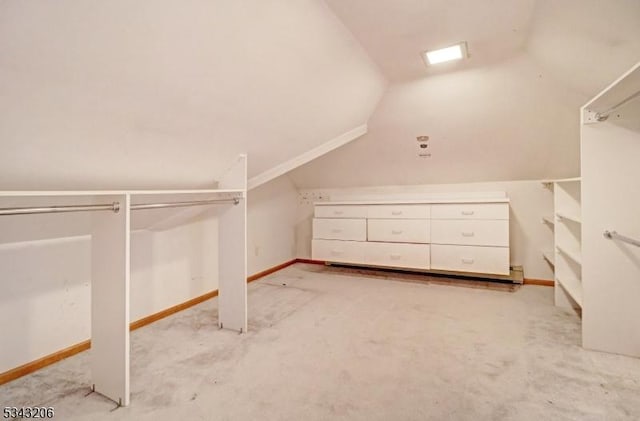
423,42,468,66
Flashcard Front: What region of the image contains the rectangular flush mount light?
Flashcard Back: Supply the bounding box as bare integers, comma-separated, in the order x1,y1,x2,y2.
423,42,468,65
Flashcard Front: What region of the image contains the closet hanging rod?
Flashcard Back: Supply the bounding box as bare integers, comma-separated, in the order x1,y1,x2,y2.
603,230,640,248
0,197,240,216
595,90,640,121
131,197,240,211
0,202,120,216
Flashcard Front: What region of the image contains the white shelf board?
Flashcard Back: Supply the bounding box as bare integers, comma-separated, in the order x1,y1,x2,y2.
541,177,581,185
130,189,244,196
543,250,555,266
556,212,582,224
554,177,582,184
542,215,555,226
315,198,510,206
556,276,583,307
556,245,582,266
0,189,245,198
583,61,640,114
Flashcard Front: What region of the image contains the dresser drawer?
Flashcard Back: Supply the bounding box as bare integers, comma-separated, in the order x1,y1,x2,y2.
365,242,430,270
315,205,367,219
431,203,509,220
431,244,509,275
367,204,430,219
431,220,508,246
312,240,365,264
313,218,366,241
368,219,430,243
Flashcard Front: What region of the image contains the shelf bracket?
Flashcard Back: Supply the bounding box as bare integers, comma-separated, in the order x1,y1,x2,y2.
583,109,601,124
583,108,624,124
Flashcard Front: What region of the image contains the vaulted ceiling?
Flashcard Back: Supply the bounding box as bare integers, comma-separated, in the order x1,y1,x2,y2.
323,0,537,82
322,0,640,92
1,1,639,191
0,0,386,190
289,0,640,188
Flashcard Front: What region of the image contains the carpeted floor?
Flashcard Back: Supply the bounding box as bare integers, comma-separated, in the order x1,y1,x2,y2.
2,263,639,420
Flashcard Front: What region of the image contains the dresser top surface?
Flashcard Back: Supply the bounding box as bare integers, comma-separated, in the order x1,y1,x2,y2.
314,198,510,206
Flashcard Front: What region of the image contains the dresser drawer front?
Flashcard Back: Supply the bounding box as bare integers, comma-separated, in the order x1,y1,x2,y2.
365,242,430,270
431,203,508,220
367,204,431,219
313,218,366,241
431,244,509,275
312,240,365,264
315,205,368,219
431,220,508,246
368,219,430,243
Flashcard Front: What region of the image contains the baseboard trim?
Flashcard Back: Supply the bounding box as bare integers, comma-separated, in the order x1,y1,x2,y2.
247,259,297,283
295,258,326,265
0,259,305,385
129,290,219,331
301,260,555,289
523,278,554,287
0,339,91,386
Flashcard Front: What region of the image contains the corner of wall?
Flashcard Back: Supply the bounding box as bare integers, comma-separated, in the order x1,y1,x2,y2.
247,175,299,275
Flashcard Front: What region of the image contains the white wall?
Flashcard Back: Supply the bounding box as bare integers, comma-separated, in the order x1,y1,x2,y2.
130,219,219,322
289,54,583,188
296,180,554,281
0,0,386,190
0,215,218,373
0,233,91,373
247,176,298,275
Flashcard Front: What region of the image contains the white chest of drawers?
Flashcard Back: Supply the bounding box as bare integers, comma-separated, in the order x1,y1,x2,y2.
311,198,511,277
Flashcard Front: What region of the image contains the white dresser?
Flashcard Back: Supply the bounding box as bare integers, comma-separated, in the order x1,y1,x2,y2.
312,198,510,277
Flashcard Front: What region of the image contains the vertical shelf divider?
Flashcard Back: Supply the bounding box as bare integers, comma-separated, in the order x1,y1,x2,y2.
218,154,248,333
90,194,131,406
553,179,582,310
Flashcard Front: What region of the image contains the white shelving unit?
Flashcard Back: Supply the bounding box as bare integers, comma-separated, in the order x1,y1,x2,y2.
582,61,640,357
0,154,249,406
539,62,640,358
541,177,582,308
553,178,582,310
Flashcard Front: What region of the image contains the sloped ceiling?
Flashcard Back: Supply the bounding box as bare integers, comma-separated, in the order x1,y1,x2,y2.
527,0,640,97
322,0,537,82
290,0,640,188
0,0,386,190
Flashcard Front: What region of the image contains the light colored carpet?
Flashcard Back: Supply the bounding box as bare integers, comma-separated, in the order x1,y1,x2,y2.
2,263,639,420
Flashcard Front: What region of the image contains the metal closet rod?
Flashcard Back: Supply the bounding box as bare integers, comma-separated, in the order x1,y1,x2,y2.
0,197,240,216
603,230,640,248
131,197,240,210
595,89,640,121
0,202,120,216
